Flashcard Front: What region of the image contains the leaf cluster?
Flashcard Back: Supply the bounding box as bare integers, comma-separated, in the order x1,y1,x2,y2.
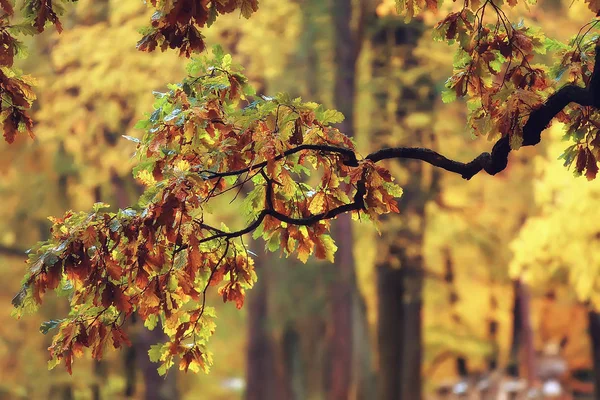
12,47,403,374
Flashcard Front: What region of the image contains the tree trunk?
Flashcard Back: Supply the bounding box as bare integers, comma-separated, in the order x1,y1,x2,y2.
91,355,107,400
369,19,432,400
134,327,178,400
124,333,137,397
400,266,424,400
282,324,305,400
377,264,404,400
48,385,74,400
108,173,179,400
327,216,356,400
328,0,363,399
245,250,287,400
377,253,424,400
509,279,536,385
588,310,600,400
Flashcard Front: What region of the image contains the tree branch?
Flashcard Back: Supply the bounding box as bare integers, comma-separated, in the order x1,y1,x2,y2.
185,44,600,246
367,44,600,180
193,143,359,179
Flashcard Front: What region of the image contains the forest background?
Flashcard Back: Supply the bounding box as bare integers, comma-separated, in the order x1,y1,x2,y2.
1,0,600,399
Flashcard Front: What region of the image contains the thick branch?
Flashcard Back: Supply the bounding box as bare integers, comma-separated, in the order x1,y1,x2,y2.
187,44,600,245
196,203,363,245
194,144,358,179
522,85,592,146
366,146,496,180
367,45,600,179
194,168,367,244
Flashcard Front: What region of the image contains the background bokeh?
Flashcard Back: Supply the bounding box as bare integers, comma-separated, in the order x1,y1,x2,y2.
1,0,600,399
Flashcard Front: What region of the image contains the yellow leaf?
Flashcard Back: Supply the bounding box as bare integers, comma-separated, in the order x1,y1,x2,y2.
315,235,337,263
308,192,326,214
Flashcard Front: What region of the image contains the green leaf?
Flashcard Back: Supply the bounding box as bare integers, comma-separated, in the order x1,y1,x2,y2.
316,108,345,125
544,37,568,52
266,232,281,252
93,202,111,212
144,314,158,331
206,5,217,27
8,23,38,36
157,362,171,376
222,54,232,69
148,343,166,363
510,134,523,150
40,319,63,334
211,45,225,66
441,89,457,104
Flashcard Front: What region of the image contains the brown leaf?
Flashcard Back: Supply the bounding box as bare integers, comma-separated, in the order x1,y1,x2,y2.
290,118,304,145
586,148,599,180
2,110,17,143
0,0,14,14
576,147,587,174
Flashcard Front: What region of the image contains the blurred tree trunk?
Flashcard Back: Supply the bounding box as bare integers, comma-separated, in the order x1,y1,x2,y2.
298,2,321,100
91,185,109,400
245,250,288,400
282,324,305,400
588,310,600,399
399,264,424,400
110,173,137,399
376,222,426,400
509,279,536,385
369,19,435,400
328,1,375,399
48,385,74,400
124,331,137,397
108,172,179,400
134,328,178,400
377,262,404,399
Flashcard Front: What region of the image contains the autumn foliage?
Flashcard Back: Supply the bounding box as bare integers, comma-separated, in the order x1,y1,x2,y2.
7,0,600,376
11,49,403,374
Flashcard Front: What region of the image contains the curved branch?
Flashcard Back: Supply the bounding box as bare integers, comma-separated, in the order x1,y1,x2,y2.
196,197,364,245
366,146,496,180
201,63,600,185
367,45,600,180
194,143,359,179
187,44,600,246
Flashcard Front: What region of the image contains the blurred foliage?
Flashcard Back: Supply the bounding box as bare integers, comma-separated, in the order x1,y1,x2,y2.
2,0,600,399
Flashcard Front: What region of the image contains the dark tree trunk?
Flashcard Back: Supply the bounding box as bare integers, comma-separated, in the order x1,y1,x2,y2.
134,327,178,400
91,358,107,400
124,335,137,397
282,324,305,400
245,250,288,400
509,280,536,385
400,267,424,400
369,19,433,400
377,265,404,400
327,216,356,400
327,0,362,399
377,254,424,400
245,269,275,400
108,174,179,400
588,310,600,400
48,385,74,400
